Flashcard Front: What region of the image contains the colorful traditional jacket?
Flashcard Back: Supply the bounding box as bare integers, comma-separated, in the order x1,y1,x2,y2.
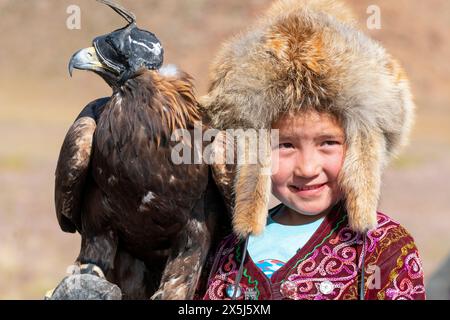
201,205,426,300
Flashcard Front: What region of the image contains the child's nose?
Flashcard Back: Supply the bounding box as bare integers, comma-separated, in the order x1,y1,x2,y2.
293,152,321,178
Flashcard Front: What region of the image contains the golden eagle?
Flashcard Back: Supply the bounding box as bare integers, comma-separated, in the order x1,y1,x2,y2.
50,0,231,300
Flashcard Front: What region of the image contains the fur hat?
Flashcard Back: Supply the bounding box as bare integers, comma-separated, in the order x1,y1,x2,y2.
201,0,415,237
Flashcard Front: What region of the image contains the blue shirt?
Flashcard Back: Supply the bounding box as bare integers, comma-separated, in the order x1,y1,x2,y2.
247,206,325,278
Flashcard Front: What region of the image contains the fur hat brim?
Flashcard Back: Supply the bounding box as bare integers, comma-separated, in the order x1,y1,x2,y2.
202,0,415,237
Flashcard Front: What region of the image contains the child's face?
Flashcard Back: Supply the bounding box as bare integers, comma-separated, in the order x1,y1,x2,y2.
271,110,345,217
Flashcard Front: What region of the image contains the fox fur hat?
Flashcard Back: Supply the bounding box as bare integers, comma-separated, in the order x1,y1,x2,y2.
201,0,415,237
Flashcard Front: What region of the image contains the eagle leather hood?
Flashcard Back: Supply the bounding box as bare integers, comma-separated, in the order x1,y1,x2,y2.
201,0,415,237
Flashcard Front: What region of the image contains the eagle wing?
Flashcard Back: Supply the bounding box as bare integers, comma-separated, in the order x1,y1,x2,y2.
209,131,236,217
55,98,109,233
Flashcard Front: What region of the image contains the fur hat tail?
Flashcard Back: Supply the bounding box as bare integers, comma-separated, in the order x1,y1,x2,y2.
340,130,385,233
232,131,272,237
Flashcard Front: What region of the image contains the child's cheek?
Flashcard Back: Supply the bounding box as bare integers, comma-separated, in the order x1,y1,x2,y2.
271,153,290,186
328,148,345,179
270,172,285,201
271,153,282,178
327,158,344,180
324,149,346,199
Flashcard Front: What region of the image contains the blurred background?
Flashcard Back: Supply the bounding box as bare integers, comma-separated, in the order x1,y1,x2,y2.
0,0,449,299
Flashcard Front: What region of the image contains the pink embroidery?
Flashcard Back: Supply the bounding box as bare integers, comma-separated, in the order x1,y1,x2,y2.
282,241,359,299
366,214,398,253
206,280,228,300
205,212,424,300
280,213,399,300
386,276,426,300
206,236,245,300
405,252,424,280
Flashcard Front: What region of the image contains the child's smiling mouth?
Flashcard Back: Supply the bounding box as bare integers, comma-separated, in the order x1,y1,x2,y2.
289,183,327,196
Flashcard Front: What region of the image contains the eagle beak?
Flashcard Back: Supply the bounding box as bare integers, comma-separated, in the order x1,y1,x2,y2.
68,47,110,77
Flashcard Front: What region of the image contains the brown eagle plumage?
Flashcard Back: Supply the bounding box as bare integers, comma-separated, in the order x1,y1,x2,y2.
53,0,231,300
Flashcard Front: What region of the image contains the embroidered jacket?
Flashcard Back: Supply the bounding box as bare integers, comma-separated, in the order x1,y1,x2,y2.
201,205,426,300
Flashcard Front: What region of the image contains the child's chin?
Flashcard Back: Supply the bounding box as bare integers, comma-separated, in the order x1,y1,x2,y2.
292,203,332,216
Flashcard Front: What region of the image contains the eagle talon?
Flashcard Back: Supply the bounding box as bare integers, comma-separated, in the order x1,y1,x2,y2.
79,263,106,279
150,291,164,300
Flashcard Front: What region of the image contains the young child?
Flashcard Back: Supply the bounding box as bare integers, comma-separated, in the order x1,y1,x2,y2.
198,0,425,300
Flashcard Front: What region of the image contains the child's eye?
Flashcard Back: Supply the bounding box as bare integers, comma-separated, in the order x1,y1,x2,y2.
321,140,340,147
279,143,294,149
